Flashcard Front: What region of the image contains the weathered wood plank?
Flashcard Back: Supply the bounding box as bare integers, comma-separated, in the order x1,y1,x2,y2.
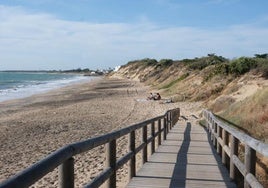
126,121,236,188
203,110,266,188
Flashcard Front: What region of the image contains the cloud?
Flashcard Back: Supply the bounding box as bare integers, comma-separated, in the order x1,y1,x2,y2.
0,5,268,70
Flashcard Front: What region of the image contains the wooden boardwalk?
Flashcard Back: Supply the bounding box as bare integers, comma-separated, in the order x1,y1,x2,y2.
127,117,237,188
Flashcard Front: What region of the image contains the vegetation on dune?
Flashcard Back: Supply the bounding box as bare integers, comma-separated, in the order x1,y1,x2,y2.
161,73,189,89
182,53,227,70
113,53,268,186
122,53,268,82
117,54,268,188
217,87,268,187
124,58,158,67
115,53,268,139
157,59,174,68
255,57,268,78
219,87,268,142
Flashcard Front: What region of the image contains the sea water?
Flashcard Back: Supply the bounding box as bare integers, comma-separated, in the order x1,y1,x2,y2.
0,71,93,102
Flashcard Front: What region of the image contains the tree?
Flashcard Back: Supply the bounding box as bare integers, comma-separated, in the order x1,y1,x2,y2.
254,53,268,59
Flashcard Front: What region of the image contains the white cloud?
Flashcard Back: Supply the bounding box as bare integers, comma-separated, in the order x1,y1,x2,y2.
0,5,268,70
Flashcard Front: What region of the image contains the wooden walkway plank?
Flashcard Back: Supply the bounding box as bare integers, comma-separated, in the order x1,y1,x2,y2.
126,118,237,188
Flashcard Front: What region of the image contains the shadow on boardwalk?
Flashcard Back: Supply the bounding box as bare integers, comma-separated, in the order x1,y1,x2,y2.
169,122,191,187
127,120,236,188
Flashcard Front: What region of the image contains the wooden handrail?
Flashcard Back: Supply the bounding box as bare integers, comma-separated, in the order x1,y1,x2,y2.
203,110,268,188
0,108,180,188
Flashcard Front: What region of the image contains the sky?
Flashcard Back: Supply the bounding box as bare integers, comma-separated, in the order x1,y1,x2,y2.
0,0,268,70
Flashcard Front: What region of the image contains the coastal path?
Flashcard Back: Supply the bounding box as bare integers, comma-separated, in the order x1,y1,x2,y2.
1,109,267,188
126,116,236,188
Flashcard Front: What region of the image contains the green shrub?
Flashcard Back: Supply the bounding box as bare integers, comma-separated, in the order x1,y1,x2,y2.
188,59,209,70
181,58,196,64
255,58,268,78
229,57,257,75
185,55,228,70
157,59,173,67
126,58,158,67
205,63,230,80
214,63,230,75
142,58,158,66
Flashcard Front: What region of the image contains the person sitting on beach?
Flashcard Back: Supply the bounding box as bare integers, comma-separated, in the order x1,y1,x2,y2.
154,93,161,100
147,93,154,100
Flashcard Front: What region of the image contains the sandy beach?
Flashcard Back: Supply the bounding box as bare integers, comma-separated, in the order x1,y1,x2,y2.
0,77,202,187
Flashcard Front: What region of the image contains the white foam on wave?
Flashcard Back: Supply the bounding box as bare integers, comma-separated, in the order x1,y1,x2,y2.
0,75,95,102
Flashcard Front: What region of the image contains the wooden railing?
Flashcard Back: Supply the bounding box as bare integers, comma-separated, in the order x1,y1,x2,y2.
203,110,268,188
0,108,180,188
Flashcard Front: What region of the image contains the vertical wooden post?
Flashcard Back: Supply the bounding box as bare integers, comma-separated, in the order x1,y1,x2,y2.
209,117,212,131
59,157,74,188
206,115,211,139
130,131,136,178
143,125,148,163
230,135,238,181
244,145,256,188
172,111,174,126
205,112,209,130
168,112,171,130
151,121,155,154
217,125,222,154
170,111,173,129
178,108,180,122
213,122,217,147
222,130,228,165
210,120,214,142
210,118,213,140
158,119,162,146
106,140,116,188
166,113,170,133
164,117,167,140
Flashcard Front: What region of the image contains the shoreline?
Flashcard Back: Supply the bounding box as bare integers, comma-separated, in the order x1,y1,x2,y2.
0,76,102,112
0,77,202,187
0,72,96,103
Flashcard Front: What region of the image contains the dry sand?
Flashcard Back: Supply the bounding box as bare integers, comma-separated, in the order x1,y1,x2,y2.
0,77,202,187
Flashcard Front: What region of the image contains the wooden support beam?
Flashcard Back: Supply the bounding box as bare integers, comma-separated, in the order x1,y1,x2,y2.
130,131,136,178
230,135,238,180
158,119,162,146
244,145,256,188
59,157,74,188
106,140,116,188
151,121,155,154
142,125,148,163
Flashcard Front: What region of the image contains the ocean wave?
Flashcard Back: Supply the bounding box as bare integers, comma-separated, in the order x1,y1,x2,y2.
0,75,94,102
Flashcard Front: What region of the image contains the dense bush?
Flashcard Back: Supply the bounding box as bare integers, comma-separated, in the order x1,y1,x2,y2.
255,58,268,78
181,58,196,64
203,63,230,82
124,54,268,80
184,55,228,70
229,57,257,75
187,59,209,70
214,63,230,75
126,58,158,67
125,58,158,72
141,58,158,66
157,59,173,67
